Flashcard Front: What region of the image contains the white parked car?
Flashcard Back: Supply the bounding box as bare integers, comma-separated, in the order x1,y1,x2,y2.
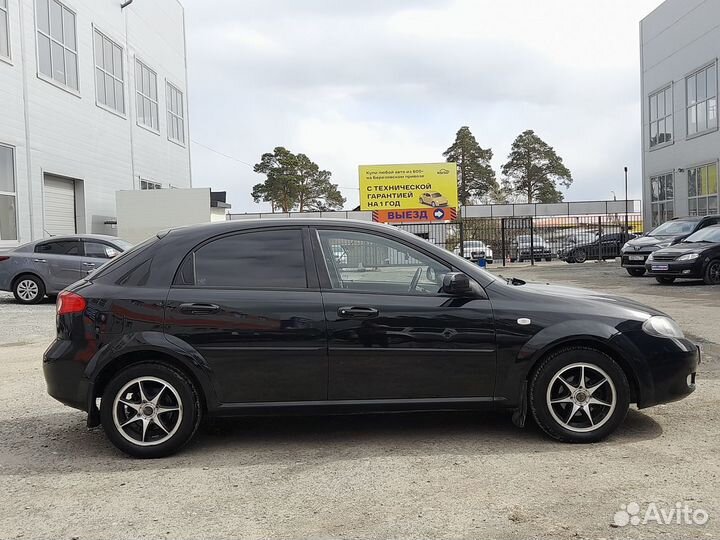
453,240,494,264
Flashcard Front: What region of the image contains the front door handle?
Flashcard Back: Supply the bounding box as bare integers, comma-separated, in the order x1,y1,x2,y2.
178,302,220,315
338,306,379,319
82,262,96,267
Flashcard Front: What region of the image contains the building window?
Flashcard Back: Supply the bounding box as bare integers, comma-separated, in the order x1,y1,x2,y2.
0,0,10,61
686,63,717,136
140,179,161,190
649,85,672,147
649,173,674,227
135,59,158,131
0,145,17,241
35,0,78,91
94,30,124,114
688,163,719,216
166,82,185,144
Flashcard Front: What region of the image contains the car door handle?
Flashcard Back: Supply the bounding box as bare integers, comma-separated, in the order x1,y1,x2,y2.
82,262,96,267
33,258,46,263
338,306,379,319
178,302,220,315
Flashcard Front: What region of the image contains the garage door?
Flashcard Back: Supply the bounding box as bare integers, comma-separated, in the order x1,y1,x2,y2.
44,176,76,236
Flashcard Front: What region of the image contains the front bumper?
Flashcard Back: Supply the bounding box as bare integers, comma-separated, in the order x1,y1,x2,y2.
644,259,703,278
43,339,92,412
610,331,699,408
621,252,652,267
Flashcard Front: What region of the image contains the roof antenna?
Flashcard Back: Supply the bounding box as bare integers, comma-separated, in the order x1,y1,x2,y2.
120,0,134,8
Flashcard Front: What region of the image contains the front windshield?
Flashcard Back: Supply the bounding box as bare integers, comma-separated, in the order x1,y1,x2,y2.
649,220,696,236
114,239,134,251
685,227,720,243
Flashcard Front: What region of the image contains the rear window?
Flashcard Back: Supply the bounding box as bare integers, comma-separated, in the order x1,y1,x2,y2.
89,235,160,282
180,229,307,289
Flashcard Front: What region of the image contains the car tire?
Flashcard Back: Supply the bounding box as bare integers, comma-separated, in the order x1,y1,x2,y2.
703,259,720,285
529,347,630,443
12,274,46,304
431,201,437,207
574,249,587,263
655,276,676,285
100,362,202,458
545,257,552,262
626,268,645,277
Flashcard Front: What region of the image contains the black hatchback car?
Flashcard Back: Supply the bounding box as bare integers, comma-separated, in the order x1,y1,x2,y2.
645,224,720,285
44,220,699,458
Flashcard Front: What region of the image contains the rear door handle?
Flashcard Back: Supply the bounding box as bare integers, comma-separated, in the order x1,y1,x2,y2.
33,258,46,263
178,302,220,315
338,306,379,319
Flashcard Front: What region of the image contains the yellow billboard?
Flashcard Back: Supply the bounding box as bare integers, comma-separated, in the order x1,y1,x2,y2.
359,163,459,211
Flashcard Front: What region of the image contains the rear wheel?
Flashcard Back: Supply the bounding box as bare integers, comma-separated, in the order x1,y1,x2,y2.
573,249,587,263
655,276,676,285
12,275,45,304
703,259,720,285
530,347,630,443
626,268,645,277
100,362,201,458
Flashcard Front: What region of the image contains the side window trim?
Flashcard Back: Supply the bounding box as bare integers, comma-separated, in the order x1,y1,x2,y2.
171,226,314,290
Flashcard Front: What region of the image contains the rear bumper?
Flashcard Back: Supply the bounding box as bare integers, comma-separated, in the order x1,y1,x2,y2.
43,339,92,412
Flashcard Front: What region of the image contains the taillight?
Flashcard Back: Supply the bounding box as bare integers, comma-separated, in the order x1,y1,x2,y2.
57,291,87,315
0,256,9,262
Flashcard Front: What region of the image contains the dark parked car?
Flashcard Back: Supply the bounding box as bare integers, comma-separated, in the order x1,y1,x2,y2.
0,235,132,304
44,220,699,458
621,215,720,276
645,224,720,285
510,235,552,262
559,232,635,263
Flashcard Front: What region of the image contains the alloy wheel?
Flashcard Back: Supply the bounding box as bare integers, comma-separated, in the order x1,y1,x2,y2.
574,250,587,263
112,376,183,447
708,261,720,284
16,279,39,302
546,362,617,433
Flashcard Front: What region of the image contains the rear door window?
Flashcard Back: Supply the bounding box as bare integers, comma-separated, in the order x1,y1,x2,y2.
35,240,81,255
183,229,307,288
84,241,120,259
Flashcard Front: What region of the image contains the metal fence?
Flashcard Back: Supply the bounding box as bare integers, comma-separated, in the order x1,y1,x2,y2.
396,213,643,266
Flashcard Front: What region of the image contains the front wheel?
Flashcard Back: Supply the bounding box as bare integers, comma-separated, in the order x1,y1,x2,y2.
100,362,202,458
656,276,676,285
530,347,630,443
573,249,587,263
626,267,645,277
704,259,720,285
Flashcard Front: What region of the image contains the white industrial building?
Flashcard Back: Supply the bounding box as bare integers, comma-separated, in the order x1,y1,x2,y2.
640,0,720,230
0,0,191,248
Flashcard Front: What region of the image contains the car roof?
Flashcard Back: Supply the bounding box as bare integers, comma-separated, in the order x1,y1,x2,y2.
35,234,122,243
671,214,720,222
162,218,400,241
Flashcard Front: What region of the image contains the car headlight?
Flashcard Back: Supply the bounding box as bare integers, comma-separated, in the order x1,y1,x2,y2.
647,253,654,261
621,242,630,251
678,253,699,261
642,316,685,339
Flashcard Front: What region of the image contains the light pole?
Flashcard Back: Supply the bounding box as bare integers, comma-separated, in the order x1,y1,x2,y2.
624,167,629,233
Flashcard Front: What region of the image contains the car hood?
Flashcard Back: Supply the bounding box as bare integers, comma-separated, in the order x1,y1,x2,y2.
624,234,678,248
513,282,665,320
654,241,720,256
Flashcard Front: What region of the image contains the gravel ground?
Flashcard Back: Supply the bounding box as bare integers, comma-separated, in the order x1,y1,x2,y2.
0,261,718,540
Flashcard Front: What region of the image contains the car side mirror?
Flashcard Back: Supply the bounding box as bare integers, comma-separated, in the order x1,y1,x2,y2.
442,272,472,295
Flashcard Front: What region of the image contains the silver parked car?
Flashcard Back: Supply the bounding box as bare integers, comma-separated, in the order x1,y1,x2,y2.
0,235,132,304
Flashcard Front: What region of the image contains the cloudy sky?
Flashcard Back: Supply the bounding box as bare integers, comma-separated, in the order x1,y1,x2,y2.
183,0,663,213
